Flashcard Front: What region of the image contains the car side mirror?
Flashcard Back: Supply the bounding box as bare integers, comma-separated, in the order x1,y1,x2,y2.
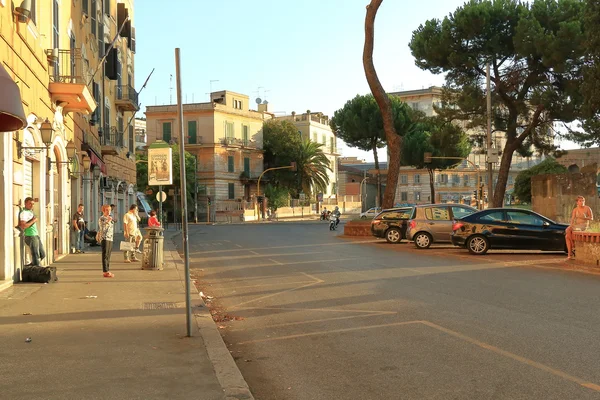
543,221,550,227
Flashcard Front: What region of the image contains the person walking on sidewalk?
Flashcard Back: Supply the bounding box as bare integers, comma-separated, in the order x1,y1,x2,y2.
71,204,86,254
565,195,594,260
123,204,140,263
98,204,115,277
19,197,46,267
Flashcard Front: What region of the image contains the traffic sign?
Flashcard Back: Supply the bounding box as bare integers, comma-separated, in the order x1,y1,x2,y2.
156,191,167,202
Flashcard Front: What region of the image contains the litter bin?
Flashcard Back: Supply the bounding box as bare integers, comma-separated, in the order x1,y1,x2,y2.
142,227,164,270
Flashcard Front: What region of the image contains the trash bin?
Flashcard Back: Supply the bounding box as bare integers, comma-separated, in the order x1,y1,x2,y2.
142,227,164,270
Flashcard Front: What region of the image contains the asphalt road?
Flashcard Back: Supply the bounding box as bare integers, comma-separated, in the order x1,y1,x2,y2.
181,221,600,400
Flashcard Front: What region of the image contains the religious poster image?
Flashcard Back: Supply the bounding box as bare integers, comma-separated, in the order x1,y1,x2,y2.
148,146,173,186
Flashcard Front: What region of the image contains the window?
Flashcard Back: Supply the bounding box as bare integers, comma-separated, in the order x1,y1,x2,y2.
322,134,326,145
478,211,505,222
451,206,474,219
90,0,96,36
53,0,59,49
243,157,250,175
313,132,317,142
104,0,110,16
228,156,234,173
508,175,514,185
382,209,412,220
228,183,235,199
129,125,134,153
401,192,408,201
425,206,450,221
83,0,89,15
414,174,420,184
330,137,335,153
162,122,171,142
506,211,544,226
400,175,408,184
439,174,448,184
464,175,470,185
225,121,234,139
187,121,197,144
242,125,249,146
452,174,460,184
411,102,420,111
332,182,337,195
414,192,421,201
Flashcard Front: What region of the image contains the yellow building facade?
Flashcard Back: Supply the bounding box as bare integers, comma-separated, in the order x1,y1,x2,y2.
145,91,268,206
0,0,136,289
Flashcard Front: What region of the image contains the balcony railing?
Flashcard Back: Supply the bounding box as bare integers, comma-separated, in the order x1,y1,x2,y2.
115,84,140,112
220,137,254,147
100,126,124,156
46,48,96,114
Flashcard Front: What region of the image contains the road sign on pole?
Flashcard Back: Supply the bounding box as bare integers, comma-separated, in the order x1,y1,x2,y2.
156,191,167,202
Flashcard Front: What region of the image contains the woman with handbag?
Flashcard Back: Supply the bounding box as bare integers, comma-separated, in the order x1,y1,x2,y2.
98,204,115,277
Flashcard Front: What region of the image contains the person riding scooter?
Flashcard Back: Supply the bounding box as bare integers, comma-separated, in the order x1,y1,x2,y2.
332,206,341,227
320,207,331,221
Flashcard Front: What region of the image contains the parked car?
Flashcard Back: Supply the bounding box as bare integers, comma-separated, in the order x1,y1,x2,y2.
451,208,568,255
371,207,415,243
406,204,477,249
360,207,382,219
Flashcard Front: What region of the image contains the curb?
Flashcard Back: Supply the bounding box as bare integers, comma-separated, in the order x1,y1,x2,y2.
164,231,255,400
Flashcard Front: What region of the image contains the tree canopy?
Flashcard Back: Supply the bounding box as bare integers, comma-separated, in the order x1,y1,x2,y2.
410,0,587,207
513,158,567,203
294,140,331,199
577,0,600,143
262,119,303,190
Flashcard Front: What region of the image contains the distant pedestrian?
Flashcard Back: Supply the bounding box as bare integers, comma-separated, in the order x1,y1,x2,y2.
123,204,140,263
565,195,594,260
19,197,46,267
148,210,161,227
98,204,115,277
71,204,86,253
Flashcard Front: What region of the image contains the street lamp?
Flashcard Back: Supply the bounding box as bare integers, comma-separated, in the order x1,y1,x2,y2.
17,118,54,158
48,140,78,173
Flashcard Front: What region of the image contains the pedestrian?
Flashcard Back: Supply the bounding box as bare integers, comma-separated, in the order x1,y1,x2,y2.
19,197,46,267
565,195,594,260
123,204,140,263
98,204,115,277
134,206,143,253
148,210,161,227
71,203,86,253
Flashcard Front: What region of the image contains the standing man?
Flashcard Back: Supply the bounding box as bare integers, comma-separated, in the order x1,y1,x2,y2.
123,204,140,263
71,204,85,253
19,197,46,267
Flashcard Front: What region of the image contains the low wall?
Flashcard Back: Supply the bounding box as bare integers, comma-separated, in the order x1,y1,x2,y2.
574,232,600,267
344,220,372,236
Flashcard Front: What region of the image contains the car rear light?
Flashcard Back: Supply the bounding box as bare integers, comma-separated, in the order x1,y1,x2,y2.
372,220,381,225
452,221,464,232
408,220,416,230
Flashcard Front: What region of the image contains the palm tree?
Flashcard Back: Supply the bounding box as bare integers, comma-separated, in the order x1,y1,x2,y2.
294,140,332,199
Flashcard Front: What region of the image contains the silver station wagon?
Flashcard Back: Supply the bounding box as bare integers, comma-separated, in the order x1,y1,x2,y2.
406,203,477,249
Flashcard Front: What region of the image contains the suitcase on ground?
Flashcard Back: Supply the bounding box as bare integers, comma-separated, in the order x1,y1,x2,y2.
22,266,58,283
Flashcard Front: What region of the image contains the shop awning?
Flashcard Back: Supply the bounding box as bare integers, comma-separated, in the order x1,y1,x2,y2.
0,63,27,132
87,149,107,174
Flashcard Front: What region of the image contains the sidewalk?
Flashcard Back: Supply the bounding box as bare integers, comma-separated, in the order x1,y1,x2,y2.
0,231,253,400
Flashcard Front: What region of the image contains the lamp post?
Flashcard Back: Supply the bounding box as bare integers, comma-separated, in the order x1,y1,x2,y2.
17,118,54,158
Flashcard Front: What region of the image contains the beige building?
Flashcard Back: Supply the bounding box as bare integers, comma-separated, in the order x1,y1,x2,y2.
275,111,340,198
145,91,268,202
0,0,136,289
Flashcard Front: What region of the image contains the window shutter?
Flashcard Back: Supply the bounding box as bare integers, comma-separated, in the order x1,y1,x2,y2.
228,156,234,173
163,122,171,142
188,121,197,144
244,157,250,175
228,183,235,200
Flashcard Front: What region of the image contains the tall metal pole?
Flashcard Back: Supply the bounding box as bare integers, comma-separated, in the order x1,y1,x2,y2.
175,48,192,337
159,185,163,224
194,155,198,223
486,63,494,206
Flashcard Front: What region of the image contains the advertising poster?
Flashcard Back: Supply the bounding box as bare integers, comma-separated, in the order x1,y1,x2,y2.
148,147,173,186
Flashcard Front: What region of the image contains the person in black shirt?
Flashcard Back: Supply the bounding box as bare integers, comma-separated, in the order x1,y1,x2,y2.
71,204,86,253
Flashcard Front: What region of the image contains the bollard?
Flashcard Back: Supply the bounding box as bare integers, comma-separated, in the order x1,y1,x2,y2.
142,227,164,270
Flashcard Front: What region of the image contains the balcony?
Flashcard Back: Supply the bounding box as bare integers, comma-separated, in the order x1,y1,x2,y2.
47,49,96,114
100,126,124,156
115,85,140,112
220,137,256,148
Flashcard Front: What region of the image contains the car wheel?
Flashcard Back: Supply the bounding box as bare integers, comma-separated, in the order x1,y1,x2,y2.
467,235,489,255
361,216,367,219
385,228,402,244
414,232,432,249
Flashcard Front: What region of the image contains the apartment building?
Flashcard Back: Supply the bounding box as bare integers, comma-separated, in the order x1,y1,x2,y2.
0,0,137,289
275,111,340,198
144,91,268,202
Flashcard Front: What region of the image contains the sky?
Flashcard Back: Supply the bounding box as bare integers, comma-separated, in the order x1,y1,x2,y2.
134,0,579,162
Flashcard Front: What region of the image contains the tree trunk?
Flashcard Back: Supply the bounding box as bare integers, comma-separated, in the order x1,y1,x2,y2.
363,0,400,209
373,143,381,208
492,145,515,207
428,168,436,204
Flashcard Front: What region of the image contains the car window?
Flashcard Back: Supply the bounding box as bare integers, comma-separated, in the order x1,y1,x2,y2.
424,207,450,221
477,211,505,222
506,211,545,226
382,209,412,220
451,206,474,219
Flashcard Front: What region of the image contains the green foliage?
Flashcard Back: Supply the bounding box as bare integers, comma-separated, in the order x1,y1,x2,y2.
579,0,600,143
263,184,289,211
513,158,568,203
262,119,303,188
295,140,332,199
409,0,587,205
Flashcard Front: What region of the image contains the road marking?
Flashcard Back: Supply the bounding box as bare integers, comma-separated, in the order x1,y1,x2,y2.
249,250,259,255
235,244,242,248
268,258,283,265
420,320,600,393
237,320,422,344
190,239,381,255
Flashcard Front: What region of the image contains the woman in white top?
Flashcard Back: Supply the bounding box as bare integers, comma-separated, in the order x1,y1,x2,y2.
565,195,593,259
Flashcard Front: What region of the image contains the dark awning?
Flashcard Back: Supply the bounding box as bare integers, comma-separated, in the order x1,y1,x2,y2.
0,63,26,132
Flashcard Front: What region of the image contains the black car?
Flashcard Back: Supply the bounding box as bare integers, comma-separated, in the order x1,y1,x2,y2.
451,208,568,255
371,207,415,244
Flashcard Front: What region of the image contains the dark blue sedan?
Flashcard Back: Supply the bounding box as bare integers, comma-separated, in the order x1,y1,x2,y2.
451,208,569,255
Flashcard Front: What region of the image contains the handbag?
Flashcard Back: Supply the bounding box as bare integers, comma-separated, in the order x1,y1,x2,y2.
119,241,136,251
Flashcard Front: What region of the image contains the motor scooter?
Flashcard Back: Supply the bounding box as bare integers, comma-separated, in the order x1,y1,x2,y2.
321,210,331,221
329,214,339,230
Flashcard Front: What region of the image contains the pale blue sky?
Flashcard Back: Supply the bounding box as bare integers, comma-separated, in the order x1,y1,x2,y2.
134,0,576,161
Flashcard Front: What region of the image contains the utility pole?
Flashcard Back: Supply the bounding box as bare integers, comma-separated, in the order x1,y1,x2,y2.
486,63,494,207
